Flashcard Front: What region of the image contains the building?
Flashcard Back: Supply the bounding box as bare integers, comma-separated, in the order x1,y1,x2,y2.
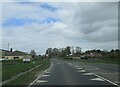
89,52,102,58
0,49,10,58
0,49,31,60
85,51,102,58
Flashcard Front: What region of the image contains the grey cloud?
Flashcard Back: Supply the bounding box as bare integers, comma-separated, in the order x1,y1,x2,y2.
77,2,117,24
67,2,118,43
2,2,118,54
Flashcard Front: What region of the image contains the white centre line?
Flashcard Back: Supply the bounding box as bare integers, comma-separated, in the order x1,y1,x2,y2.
78,68,83,69
45,71,51,74
78,70,86,72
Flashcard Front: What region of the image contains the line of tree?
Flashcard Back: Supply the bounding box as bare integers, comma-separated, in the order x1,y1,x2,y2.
85,49,120,59
45,46,120,60
45,46,71,58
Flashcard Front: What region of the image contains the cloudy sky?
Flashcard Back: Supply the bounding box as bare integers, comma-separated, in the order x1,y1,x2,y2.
1,1,118,54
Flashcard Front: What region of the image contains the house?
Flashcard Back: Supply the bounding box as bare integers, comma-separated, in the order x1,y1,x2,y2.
0,49,31,60
90,52,102,58
0,49,10,58
5,50,31,60
85,52,102,58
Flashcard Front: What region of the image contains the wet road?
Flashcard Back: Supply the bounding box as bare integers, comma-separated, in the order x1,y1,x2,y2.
31,59,119,86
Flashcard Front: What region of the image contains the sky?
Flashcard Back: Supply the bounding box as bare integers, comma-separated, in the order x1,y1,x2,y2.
1,1,118,54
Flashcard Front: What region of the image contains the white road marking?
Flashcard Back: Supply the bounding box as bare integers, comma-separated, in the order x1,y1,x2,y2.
28,65,51,86
28,61,55,86
68,63,72,65
42,75,50,77
78,70,86,72
90,78,105,81
45,71,50,74
36,80,48,83
78,68,83,69
92,73,120,87
83,73,93,75
115,81,120,84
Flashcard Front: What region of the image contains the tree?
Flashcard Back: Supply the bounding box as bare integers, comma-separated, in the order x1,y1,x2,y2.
110,49,114,53
30,50,36,58
59,50,66,57
96,50,101,53
114,49,120,53
52,48,59,56
65,46,71,55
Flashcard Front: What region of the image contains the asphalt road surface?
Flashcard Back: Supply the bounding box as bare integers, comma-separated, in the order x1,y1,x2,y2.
31,59,119,86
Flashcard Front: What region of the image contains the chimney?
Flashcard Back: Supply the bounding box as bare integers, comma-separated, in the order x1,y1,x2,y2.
10,48,13,52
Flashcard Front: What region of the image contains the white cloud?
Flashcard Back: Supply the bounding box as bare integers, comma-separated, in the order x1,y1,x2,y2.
2,2,118,54
1,0,119,2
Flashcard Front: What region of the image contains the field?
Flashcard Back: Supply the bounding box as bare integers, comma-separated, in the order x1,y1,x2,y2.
62,57,119,65
2,58,51,86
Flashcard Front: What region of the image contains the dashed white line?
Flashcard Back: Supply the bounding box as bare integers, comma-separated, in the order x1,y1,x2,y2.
45,71,51,74
42,75,50,77
78,70,86,72
83,73,93,75
90,78,105,81
28,68,50,86
78,68,83,69
36,80,48,83
76,66,79,68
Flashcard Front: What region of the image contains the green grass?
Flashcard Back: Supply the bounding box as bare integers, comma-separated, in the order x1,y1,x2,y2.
0,62,2,82
79,58,119,65
2,58,50,81
61,57,119,65
2,58,51,86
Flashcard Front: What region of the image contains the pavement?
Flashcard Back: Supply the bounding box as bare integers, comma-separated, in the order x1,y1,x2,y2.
30,58,119,86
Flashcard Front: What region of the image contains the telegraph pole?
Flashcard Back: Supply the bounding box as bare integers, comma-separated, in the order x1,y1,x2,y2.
72,46,74,55
8,43,9,51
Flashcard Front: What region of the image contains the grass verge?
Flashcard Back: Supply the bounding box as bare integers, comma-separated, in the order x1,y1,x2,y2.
2,58,51,86
61,57,119,65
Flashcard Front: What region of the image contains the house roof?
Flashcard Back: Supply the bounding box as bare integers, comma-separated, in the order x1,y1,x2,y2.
2,50,28,56
0,49,10,52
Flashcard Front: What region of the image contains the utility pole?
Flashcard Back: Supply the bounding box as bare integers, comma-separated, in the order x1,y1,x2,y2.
8,43,9,51
71,46,74,55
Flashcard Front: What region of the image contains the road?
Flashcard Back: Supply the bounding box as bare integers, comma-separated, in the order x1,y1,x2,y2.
30,58,119,86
